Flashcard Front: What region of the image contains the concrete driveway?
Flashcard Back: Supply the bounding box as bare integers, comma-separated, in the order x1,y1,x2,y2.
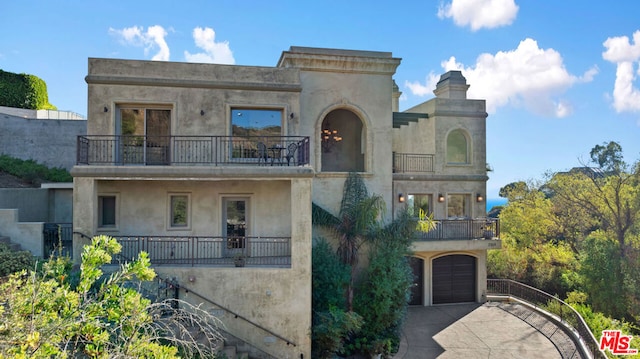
393,302,573,358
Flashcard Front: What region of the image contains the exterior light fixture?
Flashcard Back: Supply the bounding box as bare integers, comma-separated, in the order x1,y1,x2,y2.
438,194,445,203
103,106,108,112
476,193,484,202
398,193,405,203
200,110,205,116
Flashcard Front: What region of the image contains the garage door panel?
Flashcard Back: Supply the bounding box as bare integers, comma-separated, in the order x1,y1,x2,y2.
432,255,476,304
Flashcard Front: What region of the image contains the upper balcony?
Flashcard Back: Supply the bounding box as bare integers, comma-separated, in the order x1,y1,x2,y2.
393,152,435,173
76,135,310,167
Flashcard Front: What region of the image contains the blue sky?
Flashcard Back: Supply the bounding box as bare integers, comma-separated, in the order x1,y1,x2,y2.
2,0,640,198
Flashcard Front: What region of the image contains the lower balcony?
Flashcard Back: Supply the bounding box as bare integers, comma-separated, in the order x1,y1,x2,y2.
412,218,501,252
109,235,291,267
417,218,500,241
77,135,310,167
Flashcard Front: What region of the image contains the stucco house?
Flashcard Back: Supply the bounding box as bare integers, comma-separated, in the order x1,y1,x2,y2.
72,46,500,358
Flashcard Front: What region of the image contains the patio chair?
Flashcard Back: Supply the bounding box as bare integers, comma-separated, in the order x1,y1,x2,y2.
284,142,298,166
257,142,269,165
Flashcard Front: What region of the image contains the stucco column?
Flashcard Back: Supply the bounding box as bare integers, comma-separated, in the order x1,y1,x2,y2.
72,177,96,264
290,177,312,358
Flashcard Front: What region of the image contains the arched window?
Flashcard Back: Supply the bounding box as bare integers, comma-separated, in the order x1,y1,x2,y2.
446,129,469,164
320,109,364,172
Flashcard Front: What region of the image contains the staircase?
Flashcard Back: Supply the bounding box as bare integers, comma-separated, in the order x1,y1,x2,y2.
0,235,22,252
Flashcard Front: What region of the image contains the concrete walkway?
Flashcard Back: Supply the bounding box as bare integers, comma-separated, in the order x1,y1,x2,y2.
393,302,568,359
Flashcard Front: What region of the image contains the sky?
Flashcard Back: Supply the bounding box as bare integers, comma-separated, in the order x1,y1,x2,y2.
2,0,640,198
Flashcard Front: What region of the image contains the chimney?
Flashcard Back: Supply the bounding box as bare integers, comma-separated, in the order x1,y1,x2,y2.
433,70,469,99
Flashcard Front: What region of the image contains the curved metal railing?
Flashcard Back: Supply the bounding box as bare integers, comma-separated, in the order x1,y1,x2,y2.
487,279,605,359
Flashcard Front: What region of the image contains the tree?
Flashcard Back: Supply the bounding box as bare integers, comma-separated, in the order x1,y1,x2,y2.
0,235,223,358
590,141,624,174
311,240,362,359
311,173,427,357
312,172,385,311
352,236,413,357
548,143,640,261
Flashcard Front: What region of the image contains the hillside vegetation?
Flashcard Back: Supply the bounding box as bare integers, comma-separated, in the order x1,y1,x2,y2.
0,155,72,185
489,141,639,355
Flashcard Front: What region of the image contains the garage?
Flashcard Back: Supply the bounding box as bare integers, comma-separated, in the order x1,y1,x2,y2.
432,254,476,304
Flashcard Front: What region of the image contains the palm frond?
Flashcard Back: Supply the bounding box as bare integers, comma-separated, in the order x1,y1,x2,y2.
312,202,340,228
340,172,369,219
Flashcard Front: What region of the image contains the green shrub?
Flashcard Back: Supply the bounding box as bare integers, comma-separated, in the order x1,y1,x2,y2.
0,154,72,184
352,243,413,357
0,242,35,277
0,69,56,110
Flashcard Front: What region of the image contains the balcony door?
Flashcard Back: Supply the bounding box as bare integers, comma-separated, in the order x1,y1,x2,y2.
223,197,250,257
117,107,171,165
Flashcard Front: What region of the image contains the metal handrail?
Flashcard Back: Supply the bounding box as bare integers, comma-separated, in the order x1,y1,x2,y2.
162,277,298,348
487,279,605,359
72,232,297,351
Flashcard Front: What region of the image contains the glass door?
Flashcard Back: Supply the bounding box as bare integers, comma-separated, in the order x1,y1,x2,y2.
223,197,249,257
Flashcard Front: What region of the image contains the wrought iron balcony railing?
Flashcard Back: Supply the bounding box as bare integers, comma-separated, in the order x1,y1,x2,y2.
76,135,310,167
110,235,291,267
393,152,435,173
416,218,500,241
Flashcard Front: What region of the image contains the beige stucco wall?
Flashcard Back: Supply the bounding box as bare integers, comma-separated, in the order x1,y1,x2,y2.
73,176,312,358
279,48,400,220
91,180,291,237
86,58,301,137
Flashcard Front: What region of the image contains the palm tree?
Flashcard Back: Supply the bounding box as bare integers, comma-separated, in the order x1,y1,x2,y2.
312,172,386,310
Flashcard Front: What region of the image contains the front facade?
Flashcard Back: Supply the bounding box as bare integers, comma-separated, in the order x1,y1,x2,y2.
72,46,500,358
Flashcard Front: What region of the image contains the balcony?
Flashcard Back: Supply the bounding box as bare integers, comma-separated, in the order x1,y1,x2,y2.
412,218,500,251
109,235,291,267
393,152,434,173
76,135,310,167
416,218,500,241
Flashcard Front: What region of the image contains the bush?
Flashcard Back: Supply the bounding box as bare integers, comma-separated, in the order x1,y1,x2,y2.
0,235,224,358
0,242,35,277
0,154,72,184
352,243,413,357
0,69,55,110
312,238,360,358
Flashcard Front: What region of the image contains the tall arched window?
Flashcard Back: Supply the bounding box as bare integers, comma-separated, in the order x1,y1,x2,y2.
446,129,469,164
320,109,364,172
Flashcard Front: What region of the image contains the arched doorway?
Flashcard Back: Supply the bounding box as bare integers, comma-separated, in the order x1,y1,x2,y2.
320,109,364,172
408,257,424,306
432,254,476,304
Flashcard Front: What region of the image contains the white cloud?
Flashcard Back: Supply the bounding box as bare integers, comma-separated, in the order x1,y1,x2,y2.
438,0,519,31
109,25,170,61
602,30,640,113
184,27,235,64
405,38,597,118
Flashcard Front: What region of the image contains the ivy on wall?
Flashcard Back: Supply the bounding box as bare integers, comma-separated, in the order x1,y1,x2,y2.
0,69,56,110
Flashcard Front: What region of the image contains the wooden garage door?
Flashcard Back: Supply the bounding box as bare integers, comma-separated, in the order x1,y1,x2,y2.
432,255,476,304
